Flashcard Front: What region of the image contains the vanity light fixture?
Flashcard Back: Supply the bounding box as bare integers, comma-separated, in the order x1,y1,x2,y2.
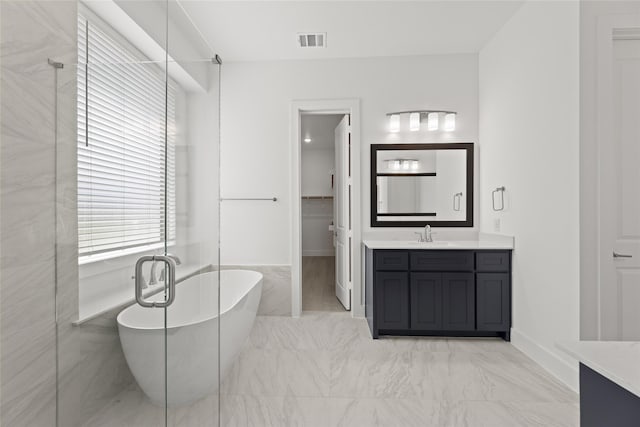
427,112,439,131
387,159,419,171
385,110,457,133
389,114,400,133
409,112,420,131
444,113,456,131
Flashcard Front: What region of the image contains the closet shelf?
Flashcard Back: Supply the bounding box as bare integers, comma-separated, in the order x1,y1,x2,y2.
301,195,334,200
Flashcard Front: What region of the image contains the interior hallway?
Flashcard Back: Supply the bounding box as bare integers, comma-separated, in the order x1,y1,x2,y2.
302,256,345,312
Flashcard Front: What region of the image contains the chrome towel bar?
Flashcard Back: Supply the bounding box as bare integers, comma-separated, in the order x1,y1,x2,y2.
221,197,277,202
492,186,506,211
453,192,463,211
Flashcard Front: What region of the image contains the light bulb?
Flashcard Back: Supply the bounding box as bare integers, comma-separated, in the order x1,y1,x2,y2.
427,112,439,131
393,160,400,170
402,160,410,170
304,137,312,143
389,114,400,133
444,113,456,131
409,112,420,131
411,160,419,170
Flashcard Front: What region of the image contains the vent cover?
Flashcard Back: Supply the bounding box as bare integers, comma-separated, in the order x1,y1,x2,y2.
297,33,326,48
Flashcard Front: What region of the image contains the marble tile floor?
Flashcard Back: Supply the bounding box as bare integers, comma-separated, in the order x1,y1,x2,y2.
83,312,579,426
302,256,346,312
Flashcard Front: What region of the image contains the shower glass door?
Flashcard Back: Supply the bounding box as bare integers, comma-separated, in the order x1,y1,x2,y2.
55,2,220,426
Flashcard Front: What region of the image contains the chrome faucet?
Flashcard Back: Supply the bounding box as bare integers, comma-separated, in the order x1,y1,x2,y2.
425,225,433,242
149,253,182,286
414,225,434,243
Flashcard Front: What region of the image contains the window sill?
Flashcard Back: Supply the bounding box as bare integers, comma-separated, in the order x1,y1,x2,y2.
73,263,211,326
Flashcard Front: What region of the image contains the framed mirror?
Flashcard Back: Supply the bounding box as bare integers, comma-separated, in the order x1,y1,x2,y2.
371,143,474,227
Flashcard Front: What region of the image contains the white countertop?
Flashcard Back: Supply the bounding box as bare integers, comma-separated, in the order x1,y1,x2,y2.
362,239,514,250
558,341,640,397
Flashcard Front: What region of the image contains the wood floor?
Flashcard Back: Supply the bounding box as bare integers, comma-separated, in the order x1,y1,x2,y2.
302,256,346,312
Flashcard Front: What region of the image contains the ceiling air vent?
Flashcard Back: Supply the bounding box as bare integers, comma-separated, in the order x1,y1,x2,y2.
297,33,326,48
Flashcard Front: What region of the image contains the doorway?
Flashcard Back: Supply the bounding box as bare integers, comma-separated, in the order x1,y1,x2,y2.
290,99,362,318
596,18,640,340
300,114,348,311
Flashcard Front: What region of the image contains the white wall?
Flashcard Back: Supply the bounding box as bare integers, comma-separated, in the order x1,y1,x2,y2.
579,1,640,340
479,1,580,389
301,148,334,197
221,54,479,265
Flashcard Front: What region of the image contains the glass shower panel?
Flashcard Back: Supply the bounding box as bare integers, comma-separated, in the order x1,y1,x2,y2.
56,59,174,427
56,3,221,426
164,2,221,424
164,58,221,425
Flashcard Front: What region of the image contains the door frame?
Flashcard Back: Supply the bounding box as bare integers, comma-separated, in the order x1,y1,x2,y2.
290,99,362,318
595,14,640,339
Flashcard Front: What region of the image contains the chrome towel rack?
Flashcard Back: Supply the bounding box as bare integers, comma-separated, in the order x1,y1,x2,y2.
453,192,463,211
221,197,277,202
492,186,506,211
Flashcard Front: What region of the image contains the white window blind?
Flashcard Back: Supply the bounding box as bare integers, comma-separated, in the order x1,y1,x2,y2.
78,14,176,262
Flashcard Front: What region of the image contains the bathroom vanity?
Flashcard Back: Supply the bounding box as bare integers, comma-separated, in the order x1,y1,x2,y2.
364,240,513,341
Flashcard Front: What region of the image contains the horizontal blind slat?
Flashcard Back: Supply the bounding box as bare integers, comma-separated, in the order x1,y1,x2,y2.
78,14,177,260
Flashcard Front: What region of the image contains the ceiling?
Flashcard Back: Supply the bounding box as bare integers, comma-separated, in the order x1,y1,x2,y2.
301,114,344,150
178,1,524,62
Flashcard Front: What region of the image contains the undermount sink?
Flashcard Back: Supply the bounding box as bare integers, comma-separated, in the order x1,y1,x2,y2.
404,241,456,247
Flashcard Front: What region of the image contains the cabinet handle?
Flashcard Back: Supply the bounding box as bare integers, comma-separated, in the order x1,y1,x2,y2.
613,252,633,258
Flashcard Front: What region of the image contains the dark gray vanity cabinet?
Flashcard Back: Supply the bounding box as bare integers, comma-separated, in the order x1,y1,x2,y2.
366,248,512,341
410,273,442,330
476,273,510,332
375,272,409,330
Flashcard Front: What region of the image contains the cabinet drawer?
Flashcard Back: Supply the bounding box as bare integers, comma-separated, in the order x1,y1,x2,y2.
476,251,510,272
375,251,409,271
410,251,474,271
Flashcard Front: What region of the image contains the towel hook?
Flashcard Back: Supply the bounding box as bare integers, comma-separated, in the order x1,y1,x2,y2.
492,186,505,211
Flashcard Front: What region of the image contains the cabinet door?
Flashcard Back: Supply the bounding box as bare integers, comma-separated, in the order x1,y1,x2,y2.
375,272,409,330
476,273,510,331
442,273,475,331
410,273,442,330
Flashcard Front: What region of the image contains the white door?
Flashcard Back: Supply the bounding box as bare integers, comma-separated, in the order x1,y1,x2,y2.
334,115,351,310
600,37,640,340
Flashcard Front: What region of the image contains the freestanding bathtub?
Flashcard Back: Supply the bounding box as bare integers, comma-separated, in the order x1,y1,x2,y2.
117,269,263,406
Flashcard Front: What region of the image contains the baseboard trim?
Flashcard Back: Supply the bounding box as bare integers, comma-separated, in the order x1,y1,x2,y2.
302,250,335,257
511,328,579,392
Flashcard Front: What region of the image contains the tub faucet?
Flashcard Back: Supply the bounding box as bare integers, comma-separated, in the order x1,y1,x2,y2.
149,254,182,286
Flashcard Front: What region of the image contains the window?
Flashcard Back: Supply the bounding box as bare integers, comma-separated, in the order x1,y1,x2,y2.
78,13,176,263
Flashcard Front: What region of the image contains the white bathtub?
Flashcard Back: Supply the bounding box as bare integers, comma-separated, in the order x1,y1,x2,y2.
117,269,262,406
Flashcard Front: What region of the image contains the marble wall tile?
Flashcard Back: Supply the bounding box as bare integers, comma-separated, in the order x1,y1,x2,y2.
56,312,137,427
0,2,77,426
223,265,291,316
